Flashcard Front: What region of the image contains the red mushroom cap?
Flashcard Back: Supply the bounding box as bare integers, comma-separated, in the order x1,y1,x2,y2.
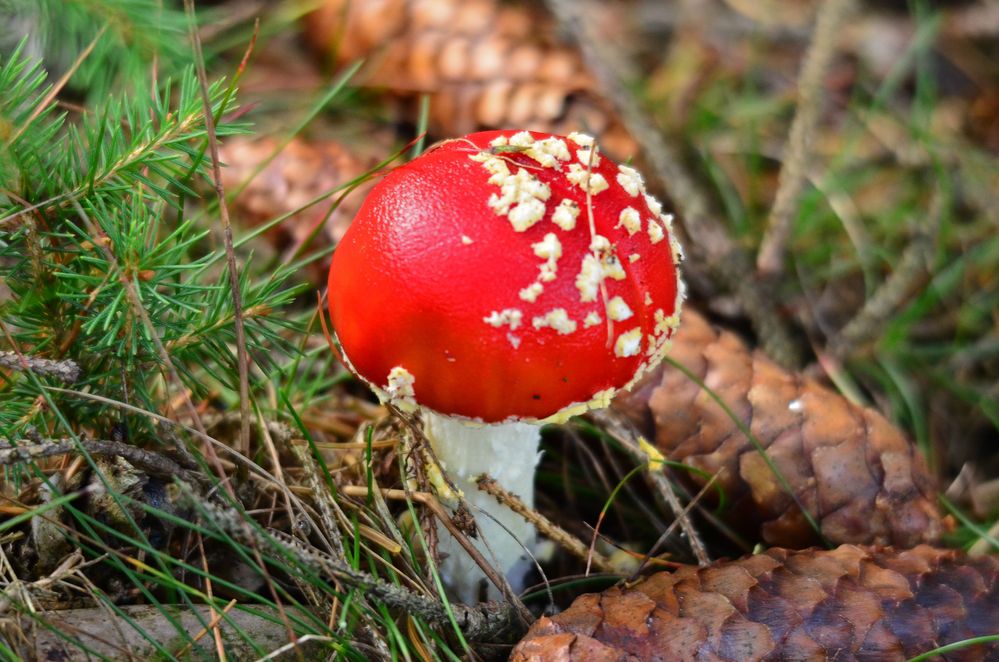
328,130,683,423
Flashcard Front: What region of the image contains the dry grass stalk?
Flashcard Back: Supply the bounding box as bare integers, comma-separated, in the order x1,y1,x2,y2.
184,0,253,459
827,193,940,360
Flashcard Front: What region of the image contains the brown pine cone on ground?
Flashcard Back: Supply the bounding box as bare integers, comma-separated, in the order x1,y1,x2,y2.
512,544,999,661
219,136,377,275
613,308,945,548
303,0,637,159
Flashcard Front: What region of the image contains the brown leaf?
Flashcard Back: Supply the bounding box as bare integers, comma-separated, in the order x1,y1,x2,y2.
613,308,945,548
511,545,999,662
303,0,637,160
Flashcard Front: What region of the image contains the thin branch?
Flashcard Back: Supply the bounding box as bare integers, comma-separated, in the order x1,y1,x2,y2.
630,473,719,579
475,475,617,575
828,233,934,358
0,437,192,480
756,0,858,277
590,409,712,566
287,440,347,560
184,0,254,460
0,351,80,383
45,385,282,486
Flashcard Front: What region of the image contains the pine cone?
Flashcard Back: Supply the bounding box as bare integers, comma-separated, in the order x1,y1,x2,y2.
219,136,376,260
512,544,999,661
303,0,636,159
613,308,944,548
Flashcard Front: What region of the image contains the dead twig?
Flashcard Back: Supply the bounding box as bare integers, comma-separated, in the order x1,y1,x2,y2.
0,351,81,383
827,233,933,358
0,436,195,481
475,475,617,575
630,474,719,580
286,440,348,560
827,193,940,358
189,494,530,644
757,0,857,277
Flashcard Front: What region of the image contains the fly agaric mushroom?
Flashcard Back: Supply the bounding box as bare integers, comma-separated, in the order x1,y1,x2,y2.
328,129,683,602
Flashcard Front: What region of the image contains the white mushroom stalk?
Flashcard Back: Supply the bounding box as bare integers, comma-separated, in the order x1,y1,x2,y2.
424,412,541,603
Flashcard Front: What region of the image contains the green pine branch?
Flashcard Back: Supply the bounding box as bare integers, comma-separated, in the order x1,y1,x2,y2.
0,38,302,441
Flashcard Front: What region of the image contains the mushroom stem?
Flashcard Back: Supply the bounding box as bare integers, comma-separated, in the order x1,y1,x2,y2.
424,410,542,603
